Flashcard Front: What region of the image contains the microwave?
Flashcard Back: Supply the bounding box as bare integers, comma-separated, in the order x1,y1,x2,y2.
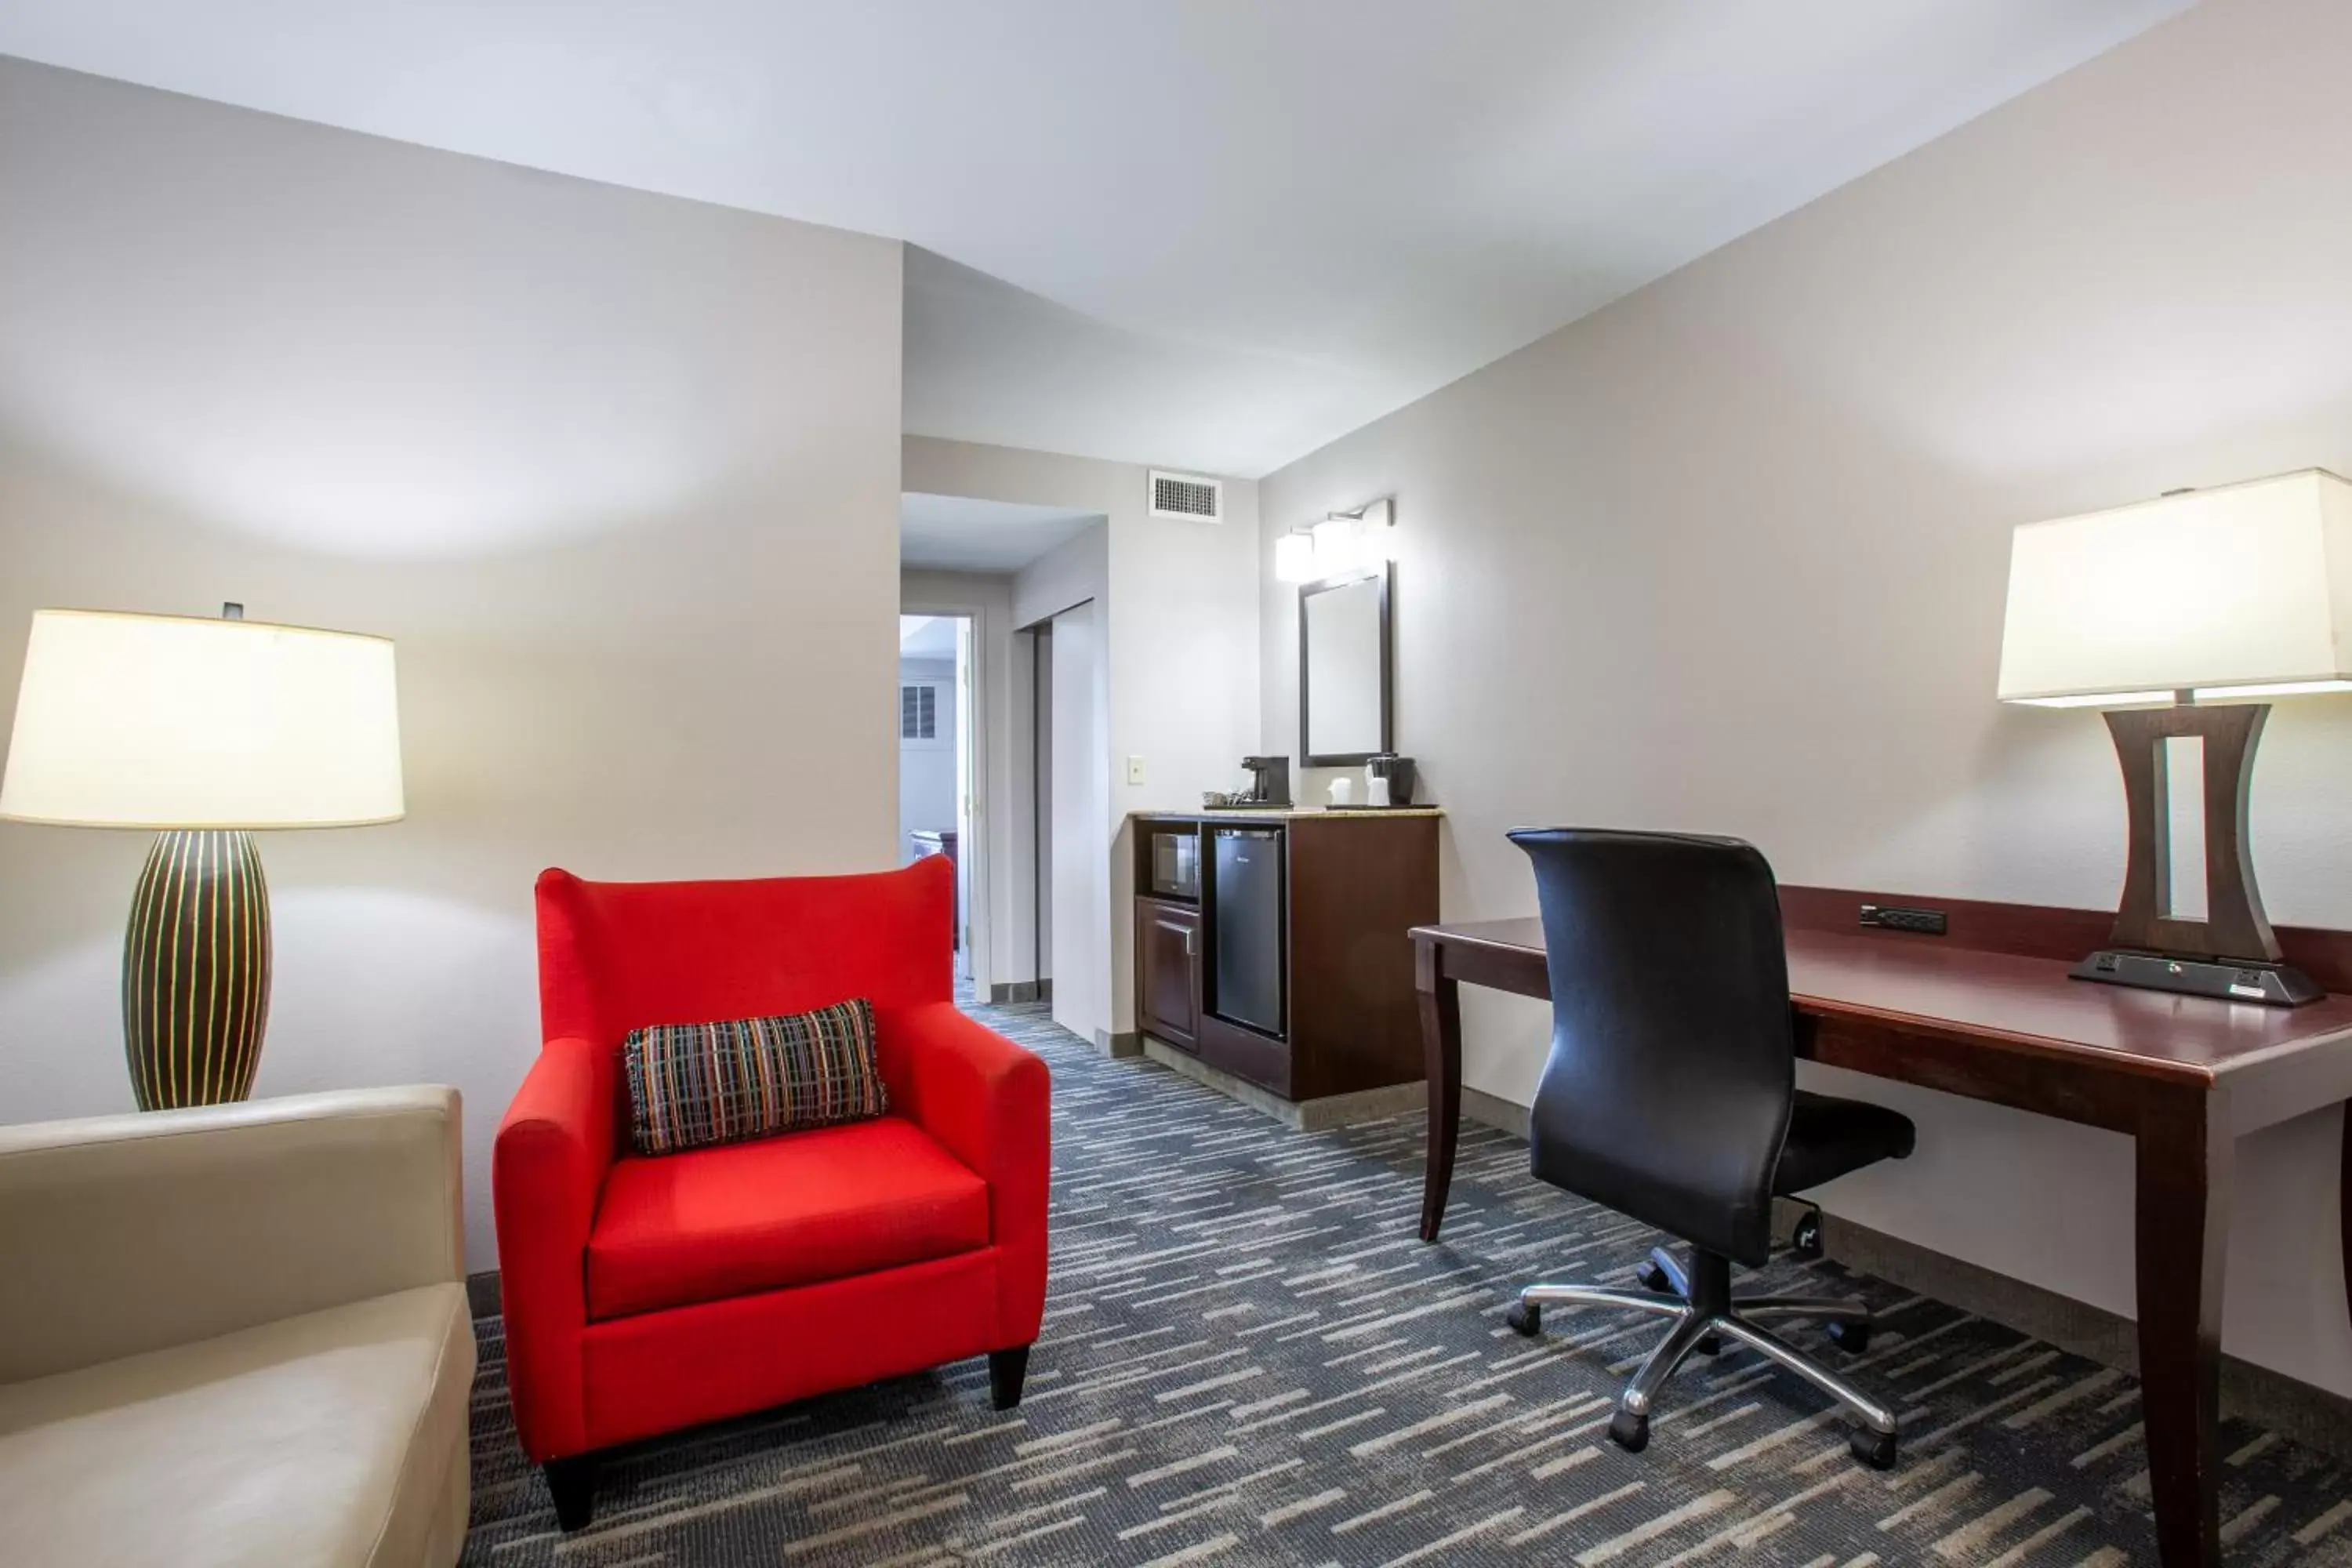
1150,831,1200,898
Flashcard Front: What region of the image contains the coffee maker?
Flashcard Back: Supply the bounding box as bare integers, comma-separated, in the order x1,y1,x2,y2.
1366,753,1417,806
1239,756,1291,807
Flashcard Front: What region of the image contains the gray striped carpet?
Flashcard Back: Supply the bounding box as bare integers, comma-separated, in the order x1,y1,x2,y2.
461,997,2352,1566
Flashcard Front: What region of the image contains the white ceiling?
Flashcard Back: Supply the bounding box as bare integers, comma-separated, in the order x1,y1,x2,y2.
898,615,958,659
0,1,2194,477
901,492,1102,575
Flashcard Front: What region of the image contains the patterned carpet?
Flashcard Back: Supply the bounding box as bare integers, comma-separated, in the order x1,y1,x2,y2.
461,997,2352,1566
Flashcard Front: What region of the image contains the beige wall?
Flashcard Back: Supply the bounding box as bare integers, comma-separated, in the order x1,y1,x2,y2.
1259,0,2352,1396
0,59,906,1266
905,436,1260,1044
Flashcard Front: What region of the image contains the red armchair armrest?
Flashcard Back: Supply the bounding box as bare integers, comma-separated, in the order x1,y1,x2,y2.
492,1034,616,1461
877,1003,1052,1348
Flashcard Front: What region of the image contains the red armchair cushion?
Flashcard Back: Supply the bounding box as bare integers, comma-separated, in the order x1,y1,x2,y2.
586,1115,991,1321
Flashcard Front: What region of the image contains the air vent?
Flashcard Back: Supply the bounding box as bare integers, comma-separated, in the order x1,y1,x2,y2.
1149,470,1222,521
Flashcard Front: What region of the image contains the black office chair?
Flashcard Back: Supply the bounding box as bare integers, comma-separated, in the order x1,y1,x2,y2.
1501,828,1915,1468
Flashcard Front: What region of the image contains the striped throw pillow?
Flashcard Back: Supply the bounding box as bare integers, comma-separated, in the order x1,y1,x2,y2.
622,998,888,1156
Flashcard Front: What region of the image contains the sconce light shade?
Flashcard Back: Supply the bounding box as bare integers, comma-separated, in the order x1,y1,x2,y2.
1,609,405,829
1273,530,1319,583
1312,514,1359,574
1281,500,1397,585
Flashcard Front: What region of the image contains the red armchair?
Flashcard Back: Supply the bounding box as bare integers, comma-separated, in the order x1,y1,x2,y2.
493,856,1050,1528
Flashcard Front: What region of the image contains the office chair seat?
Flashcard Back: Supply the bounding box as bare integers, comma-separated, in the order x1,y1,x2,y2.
1773,1091,1916,1196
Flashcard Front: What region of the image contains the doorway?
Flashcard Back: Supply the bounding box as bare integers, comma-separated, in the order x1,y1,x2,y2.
898,613,976,991
1035,599,1103,1043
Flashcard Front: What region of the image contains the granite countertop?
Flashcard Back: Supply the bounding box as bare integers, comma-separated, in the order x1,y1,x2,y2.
1127,805,1443,820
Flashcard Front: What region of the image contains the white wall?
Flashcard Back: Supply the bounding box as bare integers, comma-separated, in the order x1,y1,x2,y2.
1260,0,2352,1396
1033,622,1053,985
1047,602,1105,1041
904,435,1261,1040
0,59,905,1268
901,569,1025,993
896,653,959,848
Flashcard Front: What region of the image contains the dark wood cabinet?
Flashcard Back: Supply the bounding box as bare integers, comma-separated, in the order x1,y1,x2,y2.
1137,898,1200,1050
1132,810,1440,1103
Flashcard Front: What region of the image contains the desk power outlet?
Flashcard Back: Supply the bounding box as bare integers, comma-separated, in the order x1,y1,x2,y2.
1859,903,1948,936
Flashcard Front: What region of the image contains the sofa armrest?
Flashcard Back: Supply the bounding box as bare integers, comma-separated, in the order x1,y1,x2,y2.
492,1035,615,1461
0,1084,463,1385
879,1004,1051,1346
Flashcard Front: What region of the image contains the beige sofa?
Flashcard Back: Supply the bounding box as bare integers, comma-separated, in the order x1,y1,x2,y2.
0,1086,474,1567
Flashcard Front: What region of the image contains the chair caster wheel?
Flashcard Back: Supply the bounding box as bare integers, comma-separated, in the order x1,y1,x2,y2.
1791,1208,1825,1261
1608,1410,1650,1454
1695,1332,1722,1356
1850,1427,1898,1470
1637,1261,1672,1294
1504,1300,1541,1337
1827,1319,1871,1354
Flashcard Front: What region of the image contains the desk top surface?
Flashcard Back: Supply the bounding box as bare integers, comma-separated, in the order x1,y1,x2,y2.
1415,916,2352,1081
1131,808,1446,822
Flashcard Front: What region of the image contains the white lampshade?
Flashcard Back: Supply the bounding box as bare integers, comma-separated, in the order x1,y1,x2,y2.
0,610,405,829
1273,530,1318,583
1312,514,1359,574
1996,470,2352,706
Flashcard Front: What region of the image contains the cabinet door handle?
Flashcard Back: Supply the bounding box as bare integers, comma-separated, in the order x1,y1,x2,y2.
1157,919,1196,957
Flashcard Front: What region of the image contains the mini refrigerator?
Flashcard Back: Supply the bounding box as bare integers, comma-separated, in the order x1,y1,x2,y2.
1211,828,1285,1036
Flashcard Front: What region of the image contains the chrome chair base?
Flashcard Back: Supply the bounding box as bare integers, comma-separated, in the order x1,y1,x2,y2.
1507,1244,1899,1468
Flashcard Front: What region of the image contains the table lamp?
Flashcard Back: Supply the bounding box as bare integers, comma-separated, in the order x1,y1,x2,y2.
0,607,404,1106
1997,469,2352,1006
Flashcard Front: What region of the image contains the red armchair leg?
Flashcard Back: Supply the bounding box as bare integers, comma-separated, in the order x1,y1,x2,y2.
546,1454,597,1531
989,1345,1032,1410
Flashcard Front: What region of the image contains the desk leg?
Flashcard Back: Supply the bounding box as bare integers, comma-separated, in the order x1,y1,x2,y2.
2135,1086,2230,1568
1417,946,1462,1243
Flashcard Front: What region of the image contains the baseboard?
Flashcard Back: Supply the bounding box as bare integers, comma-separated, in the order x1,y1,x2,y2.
1138,1036,1427,1131
1094,1028,1142,1059
989,980,1043,1004
1807,1205,2352,1465
1461,1085,1530,1140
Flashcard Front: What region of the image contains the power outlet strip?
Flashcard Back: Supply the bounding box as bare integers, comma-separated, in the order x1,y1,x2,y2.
1858,903,1948,936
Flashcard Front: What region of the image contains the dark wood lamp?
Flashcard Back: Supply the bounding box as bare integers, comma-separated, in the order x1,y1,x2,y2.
1997,470,2352,1006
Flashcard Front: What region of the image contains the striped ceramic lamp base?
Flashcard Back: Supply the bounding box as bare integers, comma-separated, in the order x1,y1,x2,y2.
123,829,273,1110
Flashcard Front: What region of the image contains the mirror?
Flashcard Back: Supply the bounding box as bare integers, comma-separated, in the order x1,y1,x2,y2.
1299,564,1392,765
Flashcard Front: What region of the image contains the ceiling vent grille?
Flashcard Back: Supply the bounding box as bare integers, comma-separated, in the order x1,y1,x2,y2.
1149,470,1222,521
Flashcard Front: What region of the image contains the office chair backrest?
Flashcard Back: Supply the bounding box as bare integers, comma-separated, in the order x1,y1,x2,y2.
1508,828,1794,1266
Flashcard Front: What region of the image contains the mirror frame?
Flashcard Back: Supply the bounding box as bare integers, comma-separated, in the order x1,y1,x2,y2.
1298,561,1393,768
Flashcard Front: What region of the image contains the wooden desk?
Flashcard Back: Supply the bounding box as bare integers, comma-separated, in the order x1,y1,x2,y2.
1413,889,2352,1568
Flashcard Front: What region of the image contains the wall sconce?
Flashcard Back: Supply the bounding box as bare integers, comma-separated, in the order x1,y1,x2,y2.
1312,514,1359,569
1276,498,1395,583
1273,529,1318,583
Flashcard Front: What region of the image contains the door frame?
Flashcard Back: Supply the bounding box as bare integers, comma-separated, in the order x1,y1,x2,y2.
898,603,989,994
